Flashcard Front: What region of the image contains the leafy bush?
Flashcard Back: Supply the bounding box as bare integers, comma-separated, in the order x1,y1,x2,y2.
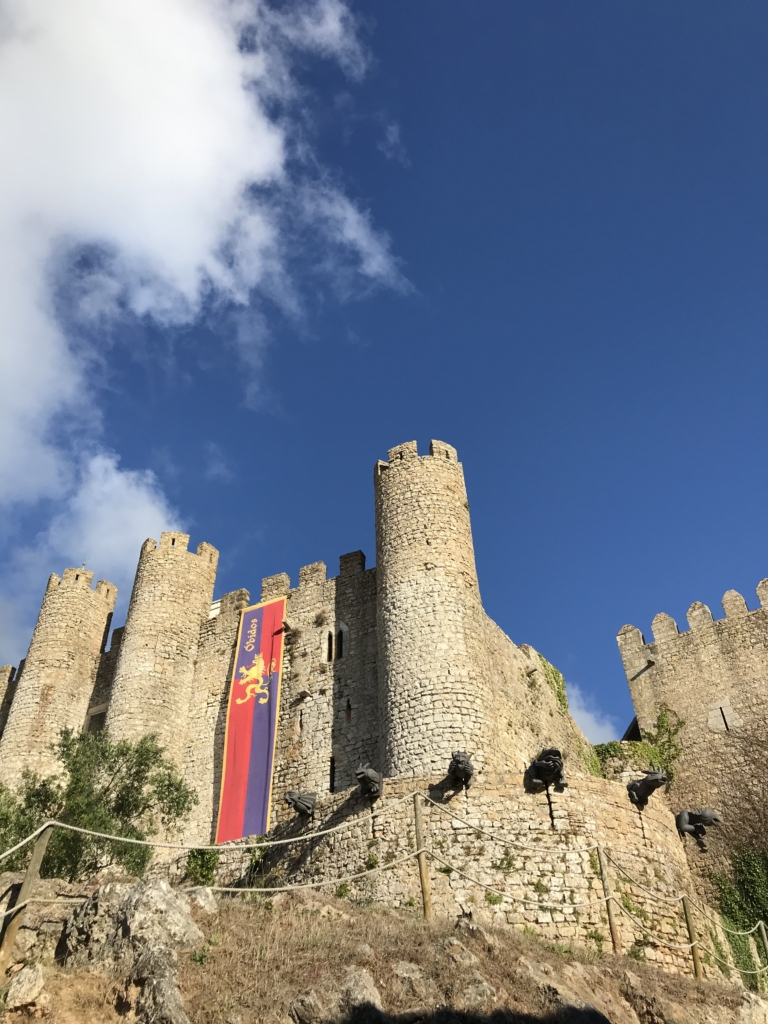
185,849,220,887
537,654,569,714
0,729,197,881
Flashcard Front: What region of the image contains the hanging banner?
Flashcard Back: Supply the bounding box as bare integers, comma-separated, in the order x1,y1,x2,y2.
216,596,286,843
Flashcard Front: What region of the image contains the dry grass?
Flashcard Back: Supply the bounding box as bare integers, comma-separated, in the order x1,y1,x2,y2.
6,968,124,1024
176,893,743,1024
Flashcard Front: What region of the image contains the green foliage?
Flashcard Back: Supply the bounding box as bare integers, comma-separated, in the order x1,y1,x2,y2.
576,739,603,778
484,890,503,906
185,849,220,887
491,852,516,873
713,848,768,990
533,879,549,895
437,864,453,875
715,849,768,929
642,704,685,781
365,852,379,870
585,928,605,952
537,654,569,714
620,893,648,921
593,740,661,773
709,930,731,981
0,729,196,881
335,882,350,899
592,705,684,781
588,849,599,877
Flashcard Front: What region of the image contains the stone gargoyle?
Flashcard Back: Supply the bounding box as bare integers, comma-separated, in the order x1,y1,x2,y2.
448,750,474,790
527,748,568,792
627,766,667,811
356,764,382,799
284,790,317,816
675,808,722,852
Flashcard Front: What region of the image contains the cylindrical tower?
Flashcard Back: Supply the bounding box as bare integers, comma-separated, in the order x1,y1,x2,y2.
105,532,218,765
0,569,116,789
375,439,494,777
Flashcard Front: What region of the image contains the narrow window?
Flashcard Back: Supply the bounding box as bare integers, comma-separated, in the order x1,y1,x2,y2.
336,630,344,660
299,710,303,732
345,699,352,723
75,574,79,581
720,707,730,732
329,756,336,793
171,538,175,546
327,632,334,662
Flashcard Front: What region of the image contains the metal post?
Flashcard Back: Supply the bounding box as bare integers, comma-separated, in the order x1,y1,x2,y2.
0,826,53,975
596,846,622,956
758,921,768,966
682,895,703,980
413,795,433,922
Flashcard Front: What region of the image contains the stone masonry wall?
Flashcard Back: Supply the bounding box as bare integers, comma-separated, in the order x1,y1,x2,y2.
374,440,498,777
163,771,733,982
0,664,19,740
618,579,768,872
105,532,218,767
183,588,251,843
0,569,116,788
268,552,379,811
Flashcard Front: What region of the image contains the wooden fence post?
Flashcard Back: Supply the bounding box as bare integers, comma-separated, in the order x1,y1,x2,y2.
596,846,622,956
682,895,703,980
0,826,53,975
413,795,433,922
758,921,768,967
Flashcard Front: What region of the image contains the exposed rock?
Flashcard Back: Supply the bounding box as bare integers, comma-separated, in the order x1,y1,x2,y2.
443,936,478,966
64,879,203,1024
458,970,496,1011
355,942,374,963
65,878,203,970
6,962,45,1009
341,967,383,1012
183,886,218,915
393,961,438,1003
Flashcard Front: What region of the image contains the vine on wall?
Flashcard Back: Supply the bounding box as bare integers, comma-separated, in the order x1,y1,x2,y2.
537,654,569,714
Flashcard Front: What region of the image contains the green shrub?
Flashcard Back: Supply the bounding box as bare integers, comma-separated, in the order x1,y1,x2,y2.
484,890,503,906
185,849,220,887
0,728,196,881
537,654,569,714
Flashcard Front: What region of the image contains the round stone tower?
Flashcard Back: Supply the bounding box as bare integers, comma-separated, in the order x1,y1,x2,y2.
0,568,116,789
375,440,494,777
105,532,218,765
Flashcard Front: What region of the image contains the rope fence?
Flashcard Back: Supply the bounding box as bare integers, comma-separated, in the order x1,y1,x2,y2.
0,792,766,986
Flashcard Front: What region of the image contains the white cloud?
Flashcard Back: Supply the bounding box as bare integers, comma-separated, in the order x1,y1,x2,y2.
1,454,181,662
0,0,402,663
203,442,234,482
566,682,619,744
377,122,410,166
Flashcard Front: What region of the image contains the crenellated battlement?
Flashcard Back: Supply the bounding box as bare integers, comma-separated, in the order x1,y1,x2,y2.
378,439,460,471
140,532,219,568
618,578,768,651
44,569,116,606
617,576,768,868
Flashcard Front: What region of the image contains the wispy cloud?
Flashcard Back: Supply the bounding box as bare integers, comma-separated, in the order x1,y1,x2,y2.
0,0,402,663
203,442,235,483
567,682,619,744
377,122,410,166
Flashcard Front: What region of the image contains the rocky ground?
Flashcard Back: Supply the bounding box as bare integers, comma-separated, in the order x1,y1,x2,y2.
0,873,766,1024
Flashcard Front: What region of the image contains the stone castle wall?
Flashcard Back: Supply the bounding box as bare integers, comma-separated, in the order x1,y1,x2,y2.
159,771,735,981
0,569,116,788
0,437,759,976
617,580,768,871
105,532,218,767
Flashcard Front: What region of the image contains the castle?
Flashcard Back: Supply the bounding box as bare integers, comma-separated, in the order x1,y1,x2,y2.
0,439,762,976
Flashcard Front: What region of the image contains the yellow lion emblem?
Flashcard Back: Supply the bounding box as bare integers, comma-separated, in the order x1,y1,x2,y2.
235,653,272,705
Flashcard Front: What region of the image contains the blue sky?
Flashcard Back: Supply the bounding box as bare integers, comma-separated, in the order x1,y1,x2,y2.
1,1,766,742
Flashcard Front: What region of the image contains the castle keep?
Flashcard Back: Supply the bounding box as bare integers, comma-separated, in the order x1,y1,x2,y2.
0,439,761,977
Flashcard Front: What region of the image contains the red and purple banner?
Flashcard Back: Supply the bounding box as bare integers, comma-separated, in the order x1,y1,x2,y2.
216,597,286,843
